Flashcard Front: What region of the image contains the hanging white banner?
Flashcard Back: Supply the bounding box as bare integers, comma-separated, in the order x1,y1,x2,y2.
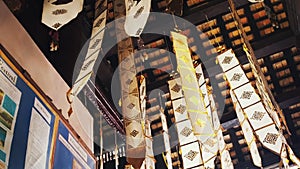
42,0,84,30
68,10,107,101
124,0,151,37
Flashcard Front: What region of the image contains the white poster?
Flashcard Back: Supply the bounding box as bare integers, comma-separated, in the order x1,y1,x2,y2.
24,108,51,169
0,58,22,168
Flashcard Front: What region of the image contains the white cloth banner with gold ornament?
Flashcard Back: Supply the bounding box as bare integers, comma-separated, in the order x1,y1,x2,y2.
124,0,151,37
194,64,219,168
171,31,214,143
168,77,204,169
243,46,282,128
42,0,84,30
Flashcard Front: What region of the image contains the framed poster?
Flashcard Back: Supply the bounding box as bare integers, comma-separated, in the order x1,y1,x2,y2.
53,121,96,169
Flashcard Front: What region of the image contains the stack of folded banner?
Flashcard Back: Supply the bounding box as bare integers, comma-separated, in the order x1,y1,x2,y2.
114,0,145,168
216,49,300,168
195,64,234,169
67,0,107,103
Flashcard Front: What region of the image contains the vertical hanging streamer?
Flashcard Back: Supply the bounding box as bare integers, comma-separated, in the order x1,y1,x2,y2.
228,0,290,141
217,49,300,168
67,1,107,104
114,0,145,168
114,129,119,169
100,115,104,169
144,119,156,169
195,64,234,169
160,108,173,169
171,31,218,168
168,78,204,169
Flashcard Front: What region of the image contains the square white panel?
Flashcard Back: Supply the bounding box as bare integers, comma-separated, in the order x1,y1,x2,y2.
181,142,203,168
244,102,274,131
217,49,239,72
225,65,249,89
255,124,282,154
126,120,144,148
176,120,197,145
172,98,189,122
168,78,183,100
233,83,261,108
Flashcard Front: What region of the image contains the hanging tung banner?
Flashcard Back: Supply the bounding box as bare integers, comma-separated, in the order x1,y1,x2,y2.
67,9,107,102
124,0,151,37
42,0,84,30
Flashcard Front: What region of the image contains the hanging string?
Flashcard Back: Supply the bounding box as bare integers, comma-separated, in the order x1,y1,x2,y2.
99,115,104,169
228,7,245,45
171,12,181,32
163,31,177,77
114,129,119,169
204,14,222,49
